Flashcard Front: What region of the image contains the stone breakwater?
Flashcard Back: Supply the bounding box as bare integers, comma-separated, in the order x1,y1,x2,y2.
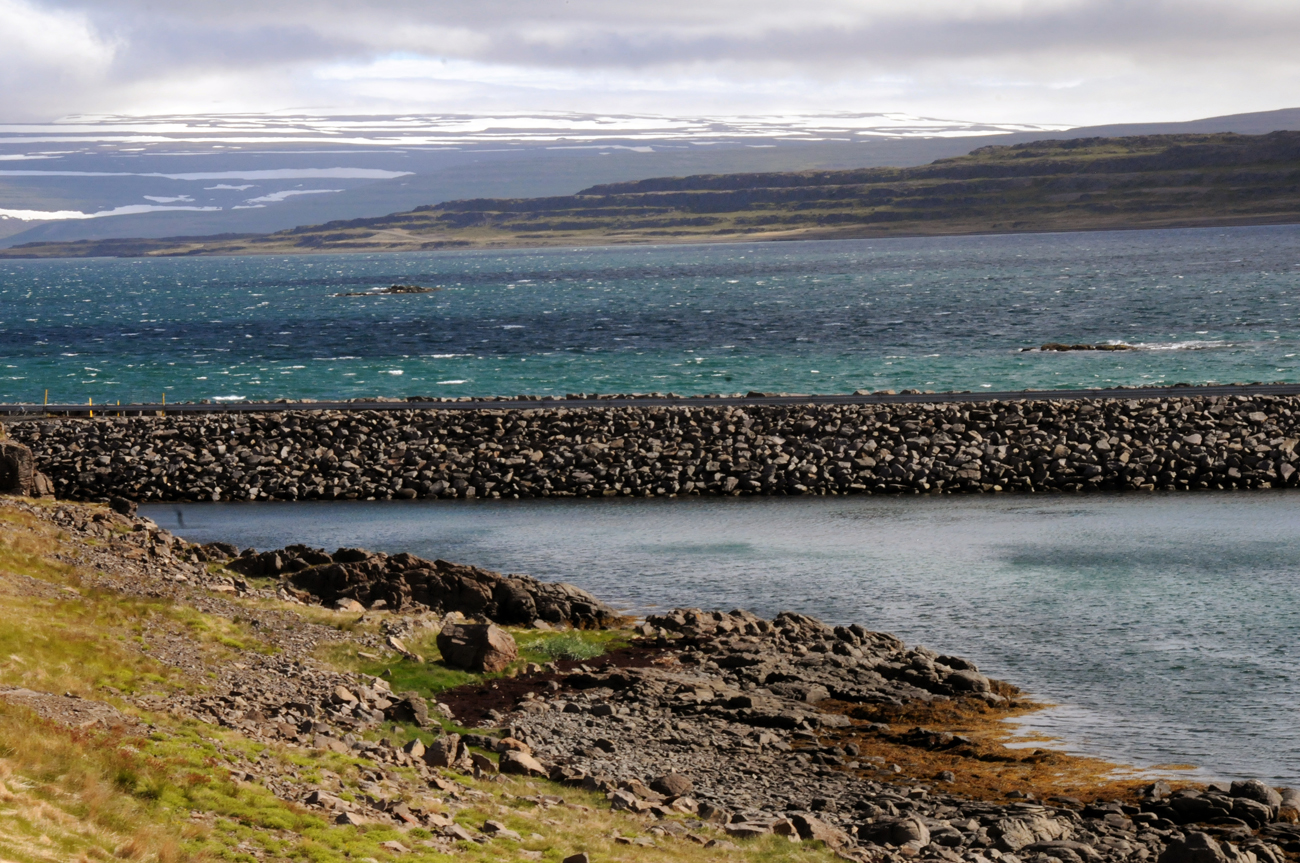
7,393,1300,503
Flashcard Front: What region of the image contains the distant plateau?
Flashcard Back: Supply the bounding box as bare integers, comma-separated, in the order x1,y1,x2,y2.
5,131,1300,258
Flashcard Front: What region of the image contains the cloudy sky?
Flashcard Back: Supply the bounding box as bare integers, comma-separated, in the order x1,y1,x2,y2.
3,0,1299,125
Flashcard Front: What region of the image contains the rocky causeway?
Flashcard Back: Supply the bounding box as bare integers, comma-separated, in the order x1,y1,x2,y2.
6,392,1300,503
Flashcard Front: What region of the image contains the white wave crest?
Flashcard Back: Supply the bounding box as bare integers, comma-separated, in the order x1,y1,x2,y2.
1132,340,1231,351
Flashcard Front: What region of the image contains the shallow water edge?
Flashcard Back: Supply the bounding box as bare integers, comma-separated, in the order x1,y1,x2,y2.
144,488,1300,786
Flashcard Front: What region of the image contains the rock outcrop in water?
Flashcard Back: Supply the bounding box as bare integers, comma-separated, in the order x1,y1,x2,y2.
7,393,1300,502
1024,343,1136,352
219,543,620,627
331,284,438,297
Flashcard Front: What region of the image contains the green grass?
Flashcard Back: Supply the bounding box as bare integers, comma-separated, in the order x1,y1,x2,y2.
0,500,846,863
318,624,628,707
516,629,626,662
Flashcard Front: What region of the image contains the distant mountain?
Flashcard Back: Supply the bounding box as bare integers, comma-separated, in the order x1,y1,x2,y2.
0,112,1070,248
1064,107,1300,138
6,131,1299,258
1,108,1298,249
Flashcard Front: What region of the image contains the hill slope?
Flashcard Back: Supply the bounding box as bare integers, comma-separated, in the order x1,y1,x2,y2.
5,131,1300,258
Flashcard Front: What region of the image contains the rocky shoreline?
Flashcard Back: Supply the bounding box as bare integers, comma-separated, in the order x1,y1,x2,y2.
6,393,1300,503
4,495,1300,863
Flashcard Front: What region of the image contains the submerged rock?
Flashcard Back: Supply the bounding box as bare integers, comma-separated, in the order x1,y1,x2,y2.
332,284,439,297
1026,342,1136,352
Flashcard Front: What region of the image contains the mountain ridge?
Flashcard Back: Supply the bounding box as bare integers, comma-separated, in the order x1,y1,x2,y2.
4,130,1300,258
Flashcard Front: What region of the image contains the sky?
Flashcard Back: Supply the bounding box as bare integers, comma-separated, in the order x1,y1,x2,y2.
2,0,1300,126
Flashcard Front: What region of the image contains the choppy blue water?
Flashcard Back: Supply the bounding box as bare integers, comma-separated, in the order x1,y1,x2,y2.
145,491,1300,786
5,225,1300,404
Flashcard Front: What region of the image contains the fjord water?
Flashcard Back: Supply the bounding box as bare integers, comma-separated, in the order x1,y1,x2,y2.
5,224,1300,403
146,491,1300,786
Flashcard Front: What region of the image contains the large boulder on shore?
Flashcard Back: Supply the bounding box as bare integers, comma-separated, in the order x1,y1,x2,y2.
861,816,931,848
437,622,518,673
1157,832,1231,863
1231,779,1283,811
422,733,472,771
0,434,53,498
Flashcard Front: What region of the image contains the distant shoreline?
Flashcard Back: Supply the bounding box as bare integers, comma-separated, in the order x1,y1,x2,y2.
3,211,1299,260
5,130,1300,259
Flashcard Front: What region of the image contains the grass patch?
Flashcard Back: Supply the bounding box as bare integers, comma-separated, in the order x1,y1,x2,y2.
318,624,627,705
516,629,626,663
0,518,272,698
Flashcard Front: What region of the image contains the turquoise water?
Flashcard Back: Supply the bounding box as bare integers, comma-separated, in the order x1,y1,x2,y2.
145,491,1300,786
5,225,1300,403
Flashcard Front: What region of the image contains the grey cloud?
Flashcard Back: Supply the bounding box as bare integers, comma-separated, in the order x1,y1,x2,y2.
43,0,1300,71
443,2,1300,69
7,0,1300,120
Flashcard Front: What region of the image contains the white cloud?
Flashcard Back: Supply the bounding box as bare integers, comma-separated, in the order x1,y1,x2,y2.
2,0,1300,124
0,0,116,119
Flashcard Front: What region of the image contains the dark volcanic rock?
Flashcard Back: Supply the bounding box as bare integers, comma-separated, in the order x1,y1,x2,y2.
14,393,1300,505
210,542,621,628
0,438,36,496
385,691,431,727
1233,779,1284,812
650,772,693,797
1158,832,1231,863
436,622,518,673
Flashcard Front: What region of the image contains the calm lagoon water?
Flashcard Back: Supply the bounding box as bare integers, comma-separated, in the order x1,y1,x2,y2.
145,490,1300,786
5,224,1300,403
